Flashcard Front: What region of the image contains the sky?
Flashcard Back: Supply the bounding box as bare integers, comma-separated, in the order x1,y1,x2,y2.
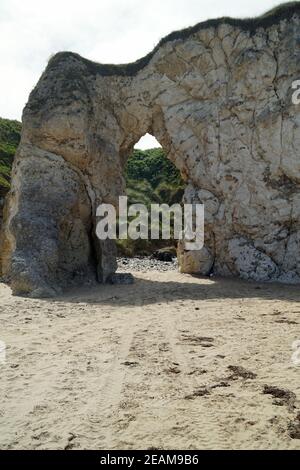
0,0,281,148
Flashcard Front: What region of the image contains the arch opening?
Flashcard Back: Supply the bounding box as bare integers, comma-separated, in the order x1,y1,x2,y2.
116,133,186,269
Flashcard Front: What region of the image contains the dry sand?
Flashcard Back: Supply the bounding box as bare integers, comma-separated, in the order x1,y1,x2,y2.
0,271,300,450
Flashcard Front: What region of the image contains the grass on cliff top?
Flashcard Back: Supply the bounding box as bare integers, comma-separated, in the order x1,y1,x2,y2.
48,2,300,77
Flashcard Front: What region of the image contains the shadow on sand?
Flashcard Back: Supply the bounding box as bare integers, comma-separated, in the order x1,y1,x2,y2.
49,274,300,307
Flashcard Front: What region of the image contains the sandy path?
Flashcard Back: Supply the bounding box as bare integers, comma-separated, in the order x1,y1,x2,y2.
0,272,300,449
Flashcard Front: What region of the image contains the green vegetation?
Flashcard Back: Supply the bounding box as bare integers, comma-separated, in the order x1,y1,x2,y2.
0,118,21,197
117,148,185,257
126,147,183,204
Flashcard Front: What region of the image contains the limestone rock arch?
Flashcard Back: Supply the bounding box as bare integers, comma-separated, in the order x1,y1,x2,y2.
1,3,300,296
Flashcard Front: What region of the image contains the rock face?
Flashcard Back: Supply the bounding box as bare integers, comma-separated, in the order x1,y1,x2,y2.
1,3,300,295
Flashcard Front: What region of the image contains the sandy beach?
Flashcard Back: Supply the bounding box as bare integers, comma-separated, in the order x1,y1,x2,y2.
0,271,300,450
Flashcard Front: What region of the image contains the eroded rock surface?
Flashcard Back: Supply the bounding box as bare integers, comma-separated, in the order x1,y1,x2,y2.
1,3,300,295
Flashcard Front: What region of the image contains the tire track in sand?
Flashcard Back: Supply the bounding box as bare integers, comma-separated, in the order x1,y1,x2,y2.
79,302,145,449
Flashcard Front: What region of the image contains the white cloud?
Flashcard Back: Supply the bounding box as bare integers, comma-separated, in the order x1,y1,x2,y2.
0,0,279,126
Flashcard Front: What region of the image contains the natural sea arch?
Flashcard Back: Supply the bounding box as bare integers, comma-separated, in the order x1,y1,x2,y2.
1,3,300,296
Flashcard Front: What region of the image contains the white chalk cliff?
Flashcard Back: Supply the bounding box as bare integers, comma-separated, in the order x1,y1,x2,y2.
1,3,300,296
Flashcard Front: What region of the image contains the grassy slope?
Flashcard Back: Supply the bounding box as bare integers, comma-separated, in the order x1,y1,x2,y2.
118,148,185,256
125,148,184,207
0,117,21,198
